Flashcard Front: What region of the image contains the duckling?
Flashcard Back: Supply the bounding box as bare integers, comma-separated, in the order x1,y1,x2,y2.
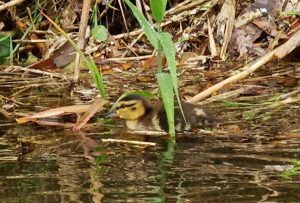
116,94,214,132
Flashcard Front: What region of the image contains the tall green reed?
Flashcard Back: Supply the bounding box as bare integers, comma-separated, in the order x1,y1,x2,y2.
124,0,185,139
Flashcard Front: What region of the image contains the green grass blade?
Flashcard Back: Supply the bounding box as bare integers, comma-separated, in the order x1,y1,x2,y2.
280,11,300,16
0,34,11,63
41,11,107,98
9,35,13,64
158,32,186,123
9,17,38,64
123,0,159,49
150,0,167,23
87,54,106,99
92,2,98,27
156,73,175,138
158,33,177,87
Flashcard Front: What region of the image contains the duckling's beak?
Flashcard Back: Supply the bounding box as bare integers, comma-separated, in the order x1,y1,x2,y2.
106,111,119,119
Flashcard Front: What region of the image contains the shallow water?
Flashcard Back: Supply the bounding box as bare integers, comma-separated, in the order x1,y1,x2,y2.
1,68,300,202
1,119,300,203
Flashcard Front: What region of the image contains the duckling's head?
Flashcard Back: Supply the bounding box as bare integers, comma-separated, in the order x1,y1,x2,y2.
116,95,151,121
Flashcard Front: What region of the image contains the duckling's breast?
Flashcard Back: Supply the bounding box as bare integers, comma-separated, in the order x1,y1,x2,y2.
125,115,164,132
125,120,146,131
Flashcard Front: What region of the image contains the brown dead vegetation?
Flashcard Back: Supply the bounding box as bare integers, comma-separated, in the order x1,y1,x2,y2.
0,0,299,134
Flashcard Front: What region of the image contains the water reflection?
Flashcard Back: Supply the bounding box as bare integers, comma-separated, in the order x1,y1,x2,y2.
1,124,300,202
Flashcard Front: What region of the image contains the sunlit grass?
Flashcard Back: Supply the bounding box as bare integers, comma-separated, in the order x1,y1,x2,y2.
282,160,300,179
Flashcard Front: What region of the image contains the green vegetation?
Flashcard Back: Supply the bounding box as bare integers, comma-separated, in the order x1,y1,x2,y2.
88,54,107,99
95,146,107,174
222,101,259,107
123,0,184,139
11,10,40,64
91,3,108,42
282,160,300,179
0,33,12,63
157,73,175,135
280,11,300,16
41,11,107,99
150,0,167,23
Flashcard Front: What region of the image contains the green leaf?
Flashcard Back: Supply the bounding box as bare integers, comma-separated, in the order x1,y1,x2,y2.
242,111,257,121
150,0,167,23
280,11,300,16
156,73,175,138
0,34,11,62
158,32,186,123
222,100,255,107
123,0,159,49
282,160,300,179
92,2,99,27
86,54,106,99
158,33,176,86
92,25,108,42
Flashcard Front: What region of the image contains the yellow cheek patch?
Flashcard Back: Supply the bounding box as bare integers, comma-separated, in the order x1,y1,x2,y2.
116,100,146,120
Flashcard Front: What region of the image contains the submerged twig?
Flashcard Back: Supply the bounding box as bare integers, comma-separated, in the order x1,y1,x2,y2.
73,97,108,130
279,87,300,100
101,138,156,146
125,130,168,136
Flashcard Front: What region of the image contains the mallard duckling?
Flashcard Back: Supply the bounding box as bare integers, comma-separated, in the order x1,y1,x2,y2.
116,94,214,132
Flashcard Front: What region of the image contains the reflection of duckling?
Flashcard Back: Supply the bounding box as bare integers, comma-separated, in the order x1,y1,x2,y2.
116,94,214,132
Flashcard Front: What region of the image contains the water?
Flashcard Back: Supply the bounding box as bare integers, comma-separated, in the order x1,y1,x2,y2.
1,121,300,203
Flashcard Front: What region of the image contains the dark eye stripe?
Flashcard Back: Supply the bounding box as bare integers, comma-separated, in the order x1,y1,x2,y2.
117,103,136,110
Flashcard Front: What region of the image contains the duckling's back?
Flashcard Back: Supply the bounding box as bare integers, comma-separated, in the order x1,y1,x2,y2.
157,101,214,132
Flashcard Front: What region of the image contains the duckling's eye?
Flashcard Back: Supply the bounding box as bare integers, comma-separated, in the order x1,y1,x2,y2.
131,107,137,111
116,104,124,110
